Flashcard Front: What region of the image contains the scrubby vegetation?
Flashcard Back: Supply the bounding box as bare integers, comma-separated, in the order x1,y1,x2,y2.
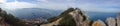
0,8,28,26
47,8,76,26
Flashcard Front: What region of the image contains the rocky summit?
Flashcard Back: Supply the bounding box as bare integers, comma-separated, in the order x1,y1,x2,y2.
41,8,90,26
106,17,116,26
41,8,120,26
69,8,89,26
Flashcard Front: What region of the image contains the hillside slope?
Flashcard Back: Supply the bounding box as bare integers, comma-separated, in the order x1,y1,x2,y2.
41,8,89,26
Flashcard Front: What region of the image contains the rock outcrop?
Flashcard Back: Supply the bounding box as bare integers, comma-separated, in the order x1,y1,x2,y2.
0,16,10,26
69,8,89,26
41,8,75,26
41,8,120,26
41,8,89,26
0,8,10,26
117,12,120,26
92,20,106,26
106,17,116,26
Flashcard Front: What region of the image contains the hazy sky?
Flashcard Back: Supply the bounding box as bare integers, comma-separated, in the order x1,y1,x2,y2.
0,0,120,12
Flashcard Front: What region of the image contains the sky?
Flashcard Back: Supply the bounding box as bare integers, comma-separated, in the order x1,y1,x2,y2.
0,0,120,12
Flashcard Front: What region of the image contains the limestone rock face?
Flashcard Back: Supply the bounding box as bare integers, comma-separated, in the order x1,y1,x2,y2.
117,12,120,26
92,20,106,26
69,8,89,26
106,17,116,26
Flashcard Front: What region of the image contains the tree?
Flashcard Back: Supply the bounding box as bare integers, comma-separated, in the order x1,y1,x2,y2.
0,8,29,26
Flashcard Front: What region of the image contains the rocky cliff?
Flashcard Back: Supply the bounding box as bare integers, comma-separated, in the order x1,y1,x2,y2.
45,8,120,26
42,8,90,26
92,12,120,26
117,12,120,26
69,8,89,26
106,17,116,26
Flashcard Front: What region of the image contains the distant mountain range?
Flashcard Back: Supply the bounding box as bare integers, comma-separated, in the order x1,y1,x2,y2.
10,8,63,19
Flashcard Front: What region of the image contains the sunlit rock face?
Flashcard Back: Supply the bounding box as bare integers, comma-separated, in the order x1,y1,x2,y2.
92,20,106,26
69,8,89,26
106,17,116,26
117,12,120,26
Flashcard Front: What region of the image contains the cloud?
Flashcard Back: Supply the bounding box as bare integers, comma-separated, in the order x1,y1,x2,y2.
37,0,48,2
1,0,120,13
0,0,6,8
0,0,6,3
1,1,39,11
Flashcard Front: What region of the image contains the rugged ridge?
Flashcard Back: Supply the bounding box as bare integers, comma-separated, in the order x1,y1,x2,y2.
45,8,120,26
69,8,89,26
42,8,90,26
